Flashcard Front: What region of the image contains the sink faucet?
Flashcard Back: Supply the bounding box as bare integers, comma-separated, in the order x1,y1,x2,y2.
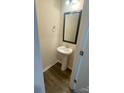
63,42,69,48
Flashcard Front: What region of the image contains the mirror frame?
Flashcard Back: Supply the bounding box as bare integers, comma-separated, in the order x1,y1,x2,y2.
63,11,82,44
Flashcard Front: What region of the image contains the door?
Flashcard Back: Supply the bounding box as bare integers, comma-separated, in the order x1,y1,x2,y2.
70,0,89,92
74,30,89,93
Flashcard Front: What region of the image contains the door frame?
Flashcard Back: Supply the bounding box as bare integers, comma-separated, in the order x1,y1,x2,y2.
34,1,46,93
70,0,89,90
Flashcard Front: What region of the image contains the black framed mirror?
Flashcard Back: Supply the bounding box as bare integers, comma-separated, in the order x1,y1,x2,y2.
63,11,82,44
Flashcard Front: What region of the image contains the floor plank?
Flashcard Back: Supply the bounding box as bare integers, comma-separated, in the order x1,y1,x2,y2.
44,63,74,93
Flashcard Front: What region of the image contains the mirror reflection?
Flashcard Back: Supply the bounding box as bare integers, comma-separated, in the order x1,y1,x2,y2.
63,11,82,44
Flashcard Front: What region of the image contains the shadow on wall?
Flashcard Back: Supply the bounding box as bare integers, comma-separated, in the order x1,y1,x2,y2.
53,0,61,10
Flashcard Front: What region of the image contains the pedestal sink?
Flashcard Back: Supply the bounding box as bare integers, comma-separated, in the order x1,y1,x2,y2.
57,46,73,71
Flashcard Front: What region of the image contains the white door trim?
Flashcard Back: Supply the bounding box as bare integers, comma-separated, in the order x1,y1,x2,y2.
34,1,46,93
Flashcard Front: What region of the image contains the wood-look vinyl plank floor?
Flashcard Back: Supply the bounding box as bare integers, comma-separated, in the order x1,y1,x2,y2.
44,63,74,93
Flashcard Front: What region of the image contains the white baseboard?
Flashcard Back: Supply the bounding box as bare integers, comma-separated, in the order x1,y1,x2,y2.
43,60,72,72
43,61,58,72
75,88,89,93
68,66,72,70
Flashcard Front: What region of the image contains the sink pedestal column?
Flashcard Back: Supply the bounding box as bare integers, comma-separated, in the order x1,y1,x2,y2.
57,46,73,71
61,55,68,71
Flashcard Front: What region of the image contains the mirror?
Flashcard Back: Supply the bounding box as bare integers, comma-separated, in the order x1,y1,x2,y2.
63,11,82,44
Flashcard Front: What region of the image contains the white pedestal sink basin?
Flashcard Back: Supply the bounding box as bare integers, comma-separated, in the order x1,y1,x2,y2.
57,46,73,71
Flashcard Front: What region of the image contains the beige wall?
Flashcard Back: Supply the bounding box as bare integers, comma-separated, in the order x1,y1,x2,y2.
36,0,61,70
58,0,84,69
